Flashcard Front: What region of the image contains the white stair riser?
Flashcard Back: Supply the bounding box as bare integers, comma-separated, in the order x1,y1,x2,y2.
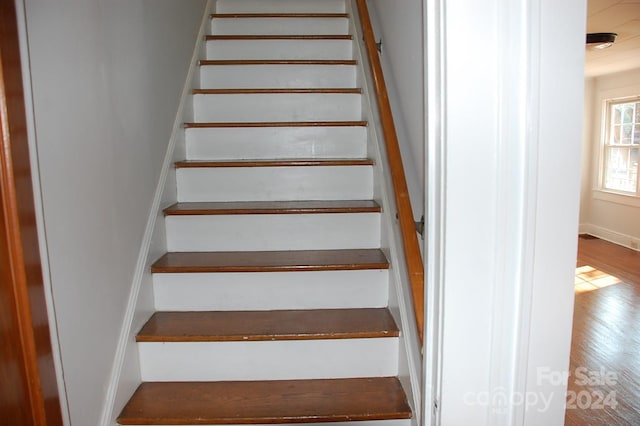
216,0,346,14
165,213,381,251
138,338,398,381
153,270,389,311
200,64,356,89
206,39,352,60
176,166,373,202
193,93,361,122
211,17,349,36
185,126,367,160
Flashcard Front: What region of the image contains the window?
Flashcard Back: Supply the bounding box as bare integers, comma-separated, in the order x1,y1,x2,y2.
602,98,640,195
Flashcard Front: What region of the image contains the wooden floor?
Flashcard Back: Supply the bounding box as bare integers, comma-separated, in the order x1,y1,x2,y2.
118,377,412,425
565,236,640,425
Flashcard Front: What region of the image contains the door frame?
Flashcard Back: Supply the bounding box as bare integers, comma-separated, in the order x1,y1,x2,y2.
422,0,585,424
0,1,63,424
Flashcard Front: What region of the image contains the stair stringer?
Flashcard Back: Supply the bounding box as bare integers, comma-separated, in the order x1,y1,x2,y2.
347,1,423,424
98,2,215,425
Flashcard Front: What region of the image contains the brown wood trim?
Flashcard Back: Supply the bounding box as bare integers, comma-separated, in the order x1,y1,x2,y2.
118,378,411,425
200,59,357,66
192,88,361,95
0,1,63,424
356,0,424,345
206,34,353,40
184,120,367,128
151,249,390,273
211,13,350,18
163,200,381,216
175,159,374,168
136,308,400,342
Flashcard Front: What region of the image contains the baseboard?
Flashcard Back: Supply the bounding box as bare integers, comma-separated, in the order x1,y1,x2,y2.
580,223,640,252
98,3,213,425
16,0,73,422
577,223,590,235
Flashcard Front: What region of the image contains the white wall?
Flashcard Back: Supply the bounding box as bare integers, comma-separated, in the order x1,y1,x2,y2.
580,68,640,249
367,0,424,218
23,0,206,424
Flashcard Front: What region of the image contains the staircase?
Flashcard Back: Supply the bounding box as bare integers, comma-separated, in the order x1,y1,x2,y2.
117,0,413,424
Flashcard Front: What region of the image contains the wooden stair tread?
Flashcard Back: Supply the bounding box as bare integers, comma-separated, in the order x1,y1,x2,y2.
163,200,380,215
200,59,357,66
192,88,361,94
211,13,350,18
151,249,389,273
184,120,367,128
206,35,352,40
174,159,373,168
136,308,399,342
117,377,412,425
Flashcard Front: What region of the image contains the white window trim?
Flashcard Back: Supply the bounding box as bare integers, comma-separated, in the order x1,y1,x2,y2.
593,188,640,208
593,87,640,204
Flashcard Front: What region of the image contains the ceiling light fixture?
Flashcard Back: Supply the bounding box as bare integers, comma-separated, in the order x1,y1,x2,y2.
586,32,617,50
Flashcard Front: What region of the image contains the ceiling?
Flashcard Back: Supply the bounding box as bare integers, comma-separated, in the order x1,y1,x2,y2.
585,0,640,77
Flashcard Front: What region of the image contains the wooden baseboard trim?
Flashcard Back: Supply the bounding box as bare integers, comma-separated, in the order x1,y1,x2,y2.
192,88,361,94
175,159,373,168
184,120,367,128
163,200,380,215
206,34,352,40
200,59,357,66
211,13,350,18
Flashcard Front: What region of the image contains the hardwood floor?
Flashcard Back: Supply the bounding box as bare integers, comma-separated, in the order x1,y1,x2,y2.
118,378,412,425
565,236,640,425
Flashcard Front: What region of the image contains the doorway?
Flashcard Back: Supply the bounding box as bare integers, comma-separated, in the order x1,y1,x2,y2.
567,1,640,423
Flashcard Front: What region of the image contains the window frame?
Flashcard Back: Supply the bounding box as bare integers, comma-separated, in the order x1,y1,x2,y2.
598,95,640,198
